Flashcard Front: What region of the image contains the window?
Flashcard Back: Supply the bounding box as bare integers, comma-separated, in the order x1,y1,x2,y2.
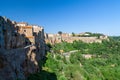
24,30,26,32
3,29,6,35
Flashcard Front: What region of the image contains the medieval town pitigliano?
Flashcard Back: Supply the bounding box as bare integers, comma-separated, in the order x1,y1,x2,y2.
0,16,109,80
1,1,120,80
0,16,46,80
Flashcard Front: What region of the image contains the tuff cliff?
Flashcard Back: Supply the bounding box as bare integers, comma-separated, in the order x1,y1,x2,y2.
0,16,47,80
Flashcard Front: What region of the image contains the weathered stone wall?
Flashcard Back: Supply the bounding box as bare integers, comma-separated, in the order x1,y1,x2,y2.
17,26,34,44
45,33,108,44
33,26,46,58
62,37,102,43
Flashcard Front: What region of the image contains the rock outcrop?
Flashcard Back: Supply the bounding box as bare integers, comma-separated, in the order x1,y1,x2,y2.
0,16,47,80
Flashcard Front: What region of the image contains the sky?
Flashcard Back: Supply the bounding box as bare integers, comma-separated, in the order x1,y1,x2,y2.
0,0,120,36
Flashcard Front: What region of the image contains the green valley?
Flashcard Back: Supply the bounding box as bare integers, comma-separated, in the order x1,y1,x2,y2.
28,37,120,80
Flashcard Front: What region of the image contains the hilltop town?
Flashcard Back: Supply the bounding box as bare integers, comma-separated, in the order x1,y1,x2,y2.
45,32,108,44
0,16,108,80
0,16,47,80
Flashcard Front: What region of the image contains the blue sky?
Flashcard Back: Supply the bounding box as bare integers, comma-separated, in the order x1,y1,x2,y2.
0,0,120,36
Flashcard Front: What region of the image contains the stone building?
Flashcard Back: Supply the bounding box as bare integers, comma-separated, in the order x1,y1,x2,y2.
61,33,70,38
16,23,34,45
45,33,56,44
45,33,108,44
33,25,46,58
16,22,28,26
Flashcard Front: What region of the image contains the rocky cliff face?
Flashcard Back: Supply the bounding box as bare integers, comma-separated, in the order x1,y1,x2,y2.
0,46,41,80
0,16,47,80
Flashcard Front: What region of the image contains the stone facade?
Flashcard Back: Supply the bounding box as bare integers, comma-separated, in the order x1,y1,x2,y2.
0,16,46,80
33,25,46,58
16,24,34,44
45,33,108,44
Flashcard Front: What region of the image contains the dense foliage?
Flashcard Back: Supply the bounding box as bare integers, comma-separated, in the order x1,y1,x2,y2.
28,37,120,80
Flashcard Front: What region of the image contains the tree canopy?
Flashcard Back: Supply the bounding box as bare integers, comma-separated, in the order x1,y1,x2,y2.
28,36,120,80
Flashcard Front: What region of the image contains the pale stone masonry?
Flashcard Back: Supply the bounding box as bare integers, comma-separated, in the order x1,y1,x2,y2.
45,33,108,44
32,25,46,57
15,23,35,44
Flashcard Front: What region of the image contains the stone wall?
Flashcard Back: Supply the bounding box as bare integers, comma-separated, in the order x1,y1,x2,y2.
45,33,108,44
33,25,46,57
62,37,102,43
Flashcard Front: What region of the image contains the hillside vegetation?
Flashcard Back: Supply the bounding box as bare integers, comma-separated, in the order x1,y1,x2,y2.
28,37,120,80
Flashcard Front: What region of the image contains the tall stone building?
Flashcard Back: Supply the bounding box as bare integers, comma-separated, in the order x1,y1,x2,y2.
15,23,34,45
33,25,46,58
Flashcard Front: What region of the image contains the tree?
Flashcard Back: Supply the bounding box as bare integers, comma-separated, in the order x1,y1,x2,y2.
58,31,62,36
72,32,75,37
